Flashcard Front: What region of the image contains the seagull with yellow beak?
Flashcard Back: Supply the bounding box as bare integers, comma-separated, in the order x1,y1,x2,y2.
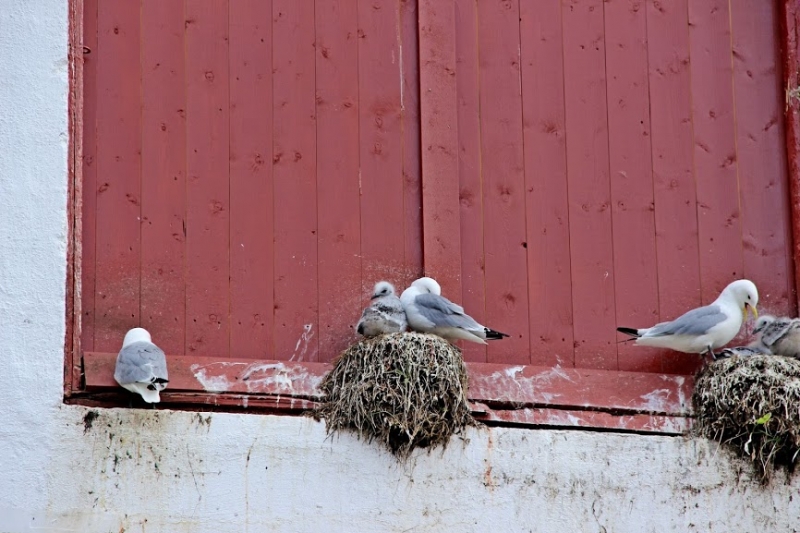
617,279,758,360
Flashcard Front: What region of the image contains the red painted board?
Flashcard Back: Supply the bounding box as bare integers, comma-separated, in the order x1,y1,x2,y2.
272,0,319,361
229,0,274,359
688,0,744,302
67,0,85,393
83,354,693,417
315,0,362,361
418,0,462,299
472,405,691,435
604,0,659,372
782,0,800,312
401,0,424,288
358,0,408,292
561,0,616,369
93,1,141,352
475,0,530,364
454,0,486,363
520,0,574,368
185,1,230,357
80,0,98,354
645,0,702,374
84,351,328,397
140,0,187,356
84,350,695,439
733,0,795,319
466,362,693,415
70,392,319,414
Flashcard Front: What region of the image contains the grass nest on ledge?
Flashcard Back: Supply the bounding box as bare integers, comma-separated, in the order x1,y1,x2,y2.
693,354,800,481
314,332,476,460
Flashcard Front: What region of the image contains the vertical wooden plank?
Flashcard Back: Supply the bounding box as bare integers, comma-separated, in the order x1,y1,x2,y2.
229,0,273,359
519,0,574,368
455,0,486,363
272,1,318,361
315,0,361,361
80,0,98,354
418,0,462,298
605,0,658,372
401,0,424,287
67,0,86,393
140,0,186,356
646,0,701,374
733,0,795,317
781,0,800,312
358,0,406,294
93,1,141,352
185,0,230,356
476,0,530,364
688,0,744,303
561,0,616,369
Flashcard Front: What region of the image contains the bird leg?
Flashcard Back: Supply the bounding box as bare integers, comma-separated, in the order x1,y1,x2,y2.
703,346,717,361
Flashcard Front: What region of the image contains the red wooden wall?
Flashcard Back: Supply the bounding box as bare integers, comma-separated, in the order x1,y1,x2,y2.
81,0,794,375
437,0,794,373
81,0,422,364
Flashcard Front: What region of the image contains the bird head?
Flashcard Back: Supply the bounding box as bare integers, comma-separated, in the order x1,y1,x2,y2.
123,327,152,347
751,314,775,335
411,277,442,295
371,281,396,299
721,279,759,322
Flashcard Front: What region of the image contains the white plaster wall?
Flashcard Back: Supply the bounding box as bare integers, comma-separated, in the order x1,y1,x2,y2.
0,1,798,532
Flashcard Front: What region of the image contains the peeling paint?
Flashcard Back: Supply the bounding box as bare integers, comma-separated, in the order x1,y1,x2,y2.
191,365,233,393
189,361,325,395
291,324,314,362
640,389,673,413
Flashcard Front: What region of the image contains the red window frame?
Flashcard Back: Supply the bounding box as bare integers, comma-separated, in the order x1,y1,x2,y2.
64,0,800,434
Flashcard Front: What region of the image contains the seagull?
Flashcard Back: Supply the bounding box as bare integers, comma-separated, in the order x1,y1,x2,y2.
114,327,169,403
749,314,800,359
356,281,407,338
616,279,759,359
400,276,509,344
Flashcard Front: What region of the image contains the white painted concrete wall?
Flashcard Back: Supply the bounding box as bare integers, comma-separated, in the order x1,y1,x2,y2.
0,1,798,532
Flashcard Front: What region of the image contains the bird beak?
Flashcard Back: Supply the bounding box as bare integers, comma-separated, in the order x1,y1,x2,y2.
370,294,379,300
744,303,757,320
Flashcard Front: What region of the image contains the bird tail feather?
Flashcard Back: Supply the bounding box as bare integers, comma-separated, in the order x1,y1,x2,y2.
485,329,510,340
616,327,640,338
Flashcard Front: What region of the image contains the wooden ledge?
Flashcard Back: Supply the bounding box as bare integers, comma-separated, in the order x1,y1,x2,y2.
80,352,694,434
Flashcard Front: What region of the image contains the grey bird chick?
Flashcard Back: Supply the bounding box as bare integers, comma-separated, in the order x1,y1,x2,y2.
749,314,800,359
114,328,169,403
356,281,407,338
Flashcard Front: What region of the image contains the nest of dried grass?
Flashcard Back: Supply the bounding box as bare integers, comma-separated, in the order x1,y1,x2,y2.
693,354,800,481
315,332,476,459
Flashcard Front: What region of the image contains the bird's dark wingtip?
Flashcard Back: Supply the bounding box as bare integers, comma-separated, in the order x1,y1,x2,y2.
616,327,640,338
485,329,510,340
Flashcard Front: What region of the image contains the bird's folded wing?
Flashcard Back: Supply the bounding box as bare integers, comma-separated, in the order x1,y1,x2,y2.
645,305,726,337
413,293,479,330
115,343,168,383
762,319,796,346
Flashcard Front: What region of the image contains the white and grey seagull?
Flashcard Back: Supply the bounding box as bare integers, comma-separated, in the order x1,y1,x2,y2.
114,327,169,403
616,279,759,359
356,281,408,338
400,276,509,344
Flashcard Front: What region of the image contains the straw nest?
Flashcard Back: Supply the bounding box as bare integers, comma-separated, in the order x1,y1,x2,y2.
315,332,476,459
693,354,800,481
